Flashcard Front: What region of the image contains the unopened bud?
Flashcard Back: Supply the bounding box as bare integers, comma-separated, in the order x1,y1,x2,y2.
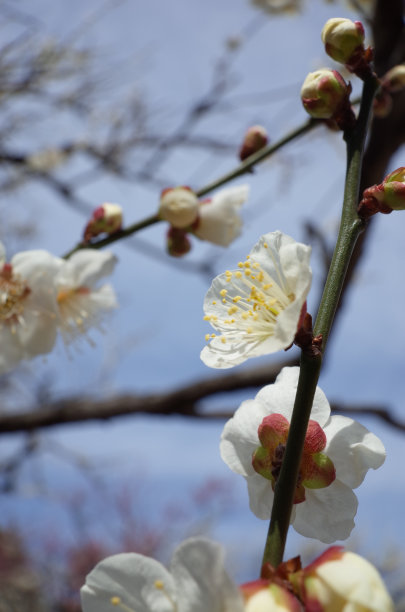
373,89,393,118
83,203,123,242
321,18,365,65
239,125,268,161
290,547,394,612
241,581,301,612
381,64,405,93
159,186,199,228
166,226,192,257
301,69,351,120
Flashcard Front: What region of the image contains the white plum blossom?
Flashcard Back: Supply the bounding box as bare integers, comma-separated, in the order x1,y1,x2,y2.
0,242,62,373
81,537,244,612
192,185,249,246
201,231,312,369
55,249,117,346
220,367,386,543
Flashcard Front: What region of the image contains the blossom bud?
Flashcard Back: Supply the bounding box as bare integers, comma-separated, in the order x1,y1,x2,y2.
241,580,301,612
239,125,268,161
372,89,393,118
290,547,394,612
159,186,199,228
381,64,405,93
166,226,191,257
301,69,351,120
321,18,365,65
83,203,123,242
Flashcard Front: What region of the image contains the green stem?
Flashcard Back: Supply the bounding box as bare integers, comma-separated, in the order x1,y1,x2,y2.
261,74,379,571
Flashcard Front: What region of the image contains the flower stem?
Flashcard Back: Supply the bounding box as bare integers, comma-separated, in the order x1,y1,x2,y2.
62,120,317,258
261,73,379,571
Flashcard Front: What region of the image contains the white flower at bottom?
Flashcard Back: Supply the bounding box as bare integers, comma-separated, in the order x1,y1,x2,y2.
201,231,312,369
80,537,244,612
192,185,249,246
0,243,61,373
55,250,117,346
220,367,386,543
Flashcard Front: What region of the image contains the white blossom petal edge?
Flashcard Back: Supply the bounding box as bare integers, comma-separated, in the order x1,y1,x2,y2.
80,537,244,612
201,231,312,368
0,243,62,373
55,249,118,346
220,366,386,543
193,185,249,246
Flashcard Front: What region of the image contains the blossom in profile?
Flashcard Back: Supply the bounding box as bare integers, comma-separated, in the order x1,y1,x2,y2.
192,185,249,247
55,250,117,346
220,367,386,543
81,537,244,612
290,546,394,611
239,127,268,161
0,243,61,373
201,231,311,369
84,203,123,242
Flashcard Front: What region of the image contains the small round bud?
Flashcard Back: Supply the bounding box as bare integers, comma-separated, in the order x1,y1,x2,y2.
301,69,350,119
83,202,123,242
159,186,199,228
380,167,405,210
166,226,192,257
241,581,301,612
239,125,268,161
381,64,405,93
321,18,365,65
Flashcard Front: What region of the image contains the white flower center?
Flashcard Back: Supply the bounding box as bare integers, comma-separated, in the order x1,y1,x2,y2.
205,250,294,344
57,286,99,346
0,264,30,329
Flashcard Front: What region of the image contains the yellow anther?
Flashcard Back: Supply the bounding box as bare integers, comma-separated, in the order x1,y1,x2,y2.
211,333,216,338
263,242,268,248
250,275,255,280
269,307,279,316
243,261,250,268
242,313,249,320
212,315,217,321
225,270,232,276
154,580,164,590
221,337,226,344
263,283,272,290
212,300,217,305
203,315,211,321
257,272,264,282
246,254,250,259
244,270,251,277
205,334,210,341
220,289,227,297
247,327,253,333
111,597,121,605
222,299,226,303
235,271,242,279
238,262,244,268
252,262,260,269
228,306,238,315
232,296,242,303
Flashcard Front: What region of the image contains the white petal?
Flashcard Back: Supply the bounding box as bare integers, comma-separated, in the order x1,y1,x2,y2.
194,185,249,246
81,552,175,612
324,415,386,488
293,480,357,542
58,250,117,289
247,473,275,519
220,398,263,476
171,538,244,612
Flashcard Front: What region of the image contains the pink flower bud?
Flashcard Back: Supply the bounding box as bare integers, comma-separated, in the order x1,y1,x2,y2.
166,226,191,257
381,64,405,93
83,203,123,242
321,18,365,65
239,125,268,161
301,69,351,120
290,547,394,612
241,580,302,612
159,186,199,228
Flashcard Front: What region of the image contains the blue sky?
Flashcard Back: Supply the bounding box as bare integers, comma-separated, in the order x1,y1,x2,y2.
1,0,405,585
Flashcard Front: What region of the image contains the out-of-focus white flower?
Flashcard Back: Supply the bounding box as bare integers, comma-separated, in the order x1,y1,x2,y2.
239,127,268,161
84,203,123,242
201,231,311,369
250,0,300,14
159,186,199,229
220,366,386,543
81,537,244,612
193,185,249,247
290,546,394,611
55,250,117,346
0,243,61,373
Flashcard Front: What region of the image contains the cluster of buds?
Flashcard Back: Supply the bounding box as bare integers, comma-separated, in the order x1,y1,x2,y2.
240,547,393,611
358,167,405,218
83,203,123,242
374,64,405,117
301,69,355,129
321,17,373,79
239,125,268,161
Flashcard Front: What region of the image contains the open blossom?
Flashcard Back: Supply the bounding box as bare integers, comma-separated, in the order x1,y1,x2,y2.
55,250,117,346
290,547,394,611
193,185,249,247
0,243,61,373
220,367,386,543
81,537,244,612
201,231,311,369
